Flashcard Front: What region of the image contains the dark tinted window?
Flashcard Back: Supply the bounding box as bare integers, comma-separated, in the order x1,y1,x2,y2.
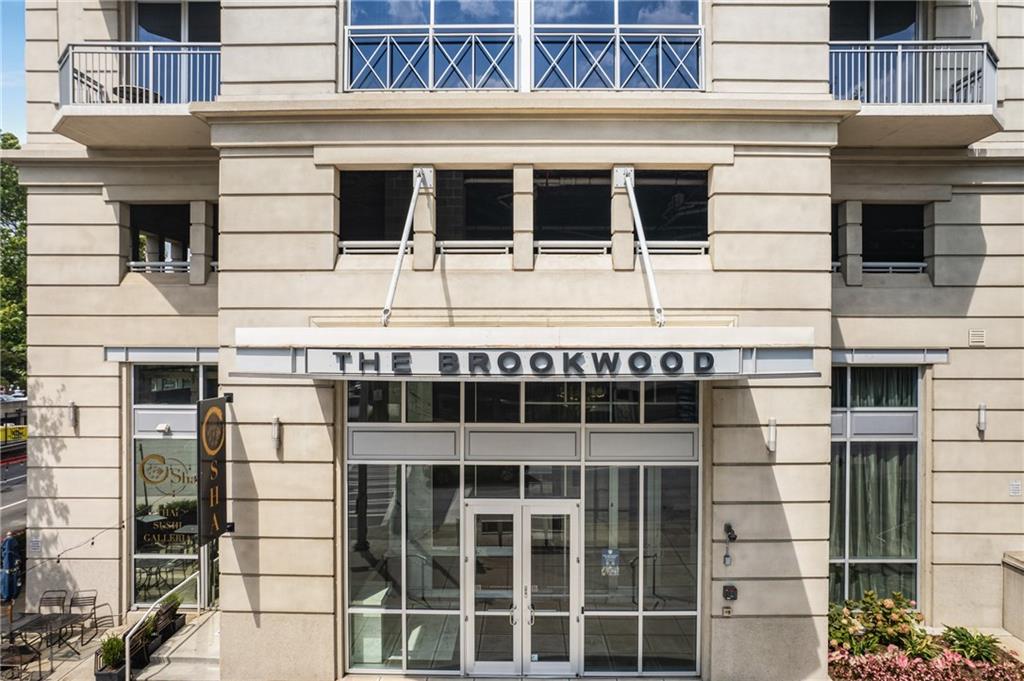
862,204,924,263
830,0,869,40
534,170,611,241
831,203,840,262
406,382,460,422
633,171,707,241
340,171,413,241
524,382,581,423
465,465,520,498
874,1,917,41
465,383,519,422
187,1,221,42
203,366,218,399
585,381,640,423
137,2,182,41
644,381,698,423
348,381,401,422
134,365,198,405
436,170,513,241
130,204,190,260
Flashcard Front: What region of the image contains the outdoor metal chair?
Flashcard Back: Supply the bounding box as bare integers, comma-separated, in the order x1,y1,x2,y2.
66,590,98,645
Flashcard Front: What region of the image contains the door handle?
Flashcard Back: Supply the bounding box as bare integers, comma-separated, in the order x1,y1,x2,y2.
528,604,536,626
508,603,517,626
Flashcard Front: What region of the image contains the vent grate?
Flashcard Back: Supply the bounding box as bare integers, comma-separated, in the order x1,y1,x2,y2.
968,329,987,347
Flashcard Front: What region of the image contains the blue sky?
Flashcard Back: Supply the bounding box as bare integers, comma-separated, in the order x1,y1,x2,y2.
2,0,26,142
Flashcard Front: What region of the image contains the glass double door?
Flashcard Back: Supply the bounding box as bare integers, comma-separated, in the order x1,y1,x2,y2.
466,500,580,676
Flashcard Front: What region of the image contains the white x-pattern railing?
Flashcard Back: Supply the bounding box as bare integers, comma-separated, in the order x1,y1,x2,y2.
347,29,517,90
533,30,702,90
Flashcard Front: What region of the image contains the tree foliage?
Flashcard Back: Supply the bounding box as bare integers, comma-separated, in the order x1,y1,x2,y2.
1,131,27,388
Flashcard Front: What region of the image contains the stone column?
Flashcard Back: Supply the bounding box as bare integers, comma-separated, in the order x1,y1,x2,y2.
611,166,635,271
412,165,435,271
190,200,215,285
512,165,534,270
838,200,863,286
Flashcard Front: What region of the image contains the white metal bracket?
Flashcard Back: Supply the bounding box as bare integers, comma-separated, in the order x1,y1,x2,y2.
617,167,666,327
381,167,428,326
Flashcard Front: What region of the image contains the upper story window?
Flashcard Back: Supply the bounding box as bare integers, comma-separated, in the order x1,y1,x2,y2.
437,170,513,242
829,1,919,42
345,0,703,91
631,171,707,242
347,0,516,90
862,204,925,272
340,171,414,242
534,170,611,242
136,0,221,43
128,203,218,274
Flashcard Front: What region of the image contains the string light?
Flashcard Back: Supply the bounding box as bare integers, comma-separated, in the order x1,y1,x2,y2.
22,522,125,575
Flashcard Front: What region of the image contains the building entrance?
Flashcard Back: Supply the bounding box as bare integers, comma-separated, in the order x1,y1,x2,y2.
465,500,580,676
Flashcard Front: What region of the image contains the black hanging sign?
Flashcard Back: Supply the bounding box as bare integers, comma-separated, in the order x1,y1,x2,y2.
197,396,227,547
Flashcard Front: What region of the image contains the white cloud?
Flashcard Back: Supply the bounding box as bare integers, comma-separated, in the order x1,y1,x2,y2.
634,1,697,24
387,0,429,23
534,0,593,23
457,0,505,20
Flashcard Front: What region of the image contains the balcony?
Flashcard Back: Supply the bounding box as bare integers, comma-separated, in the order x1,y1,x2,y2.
55,42,220,147
829,40,1001,147
344,27,703,92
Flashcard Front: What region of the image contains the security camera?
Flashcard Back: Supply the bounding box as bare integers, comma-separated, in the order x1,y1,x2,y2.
724,523,737,543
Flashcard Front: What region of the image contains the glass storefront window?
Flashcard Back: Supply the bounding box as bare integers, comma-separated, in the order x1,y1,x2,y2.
831,366,919,603
525,465,580,499
465,382,519,423
134,439,198,555
406,382,460,423
585,616,638,672
134,558,198,605
643,381,698,423
348,465,403,608
406,465,460,610
203,366,218,400
348,381,401,422
643,467,698,611
642,615,697,672
585,381,640,423
584,466,640,611
407,614,461,670
850,367,917,407
524,382,581,423
134,365,199,404
350,613,402,669
465,465,520,498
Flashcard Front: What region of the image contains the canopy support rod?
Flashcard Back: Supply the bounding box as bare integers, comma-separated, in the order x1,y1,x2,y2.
620,168,666,327
382,168,426,327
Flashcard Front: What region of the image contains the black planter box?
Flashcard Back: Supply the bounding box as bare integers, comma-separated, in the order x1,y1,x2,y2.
94,664,126,681
147,635,163,657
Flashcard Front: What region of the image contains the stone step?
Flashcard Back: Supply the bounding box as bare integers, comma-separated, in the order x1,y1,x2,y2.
136,610,220,681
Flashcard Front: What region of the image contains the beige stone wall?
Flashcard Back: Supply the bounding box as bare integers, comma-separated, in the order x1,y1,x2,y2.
220,0,339,98
20,155,218,620
833,157,1024,629
206,111,838,680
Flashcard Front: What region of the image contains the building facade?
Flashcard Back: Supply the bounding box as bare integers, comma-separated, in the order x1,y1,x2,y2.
9,1,1024,679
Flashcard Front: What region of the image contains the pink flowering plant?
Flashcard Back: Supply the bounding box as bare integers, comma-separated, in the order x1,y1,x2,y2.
828,591,1024,681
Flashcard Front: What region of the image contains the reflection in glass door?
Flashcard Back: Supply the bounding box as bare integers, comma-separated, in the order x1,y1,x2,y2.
465,501,580,675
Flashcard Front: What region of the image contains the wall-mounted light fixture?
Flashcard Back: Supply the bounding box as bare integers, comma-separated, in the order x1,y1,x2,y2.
767,417,777,454
68,402,79,431
271,416,281,452
155,423,172,435
977,403,987,434
723,523,738,566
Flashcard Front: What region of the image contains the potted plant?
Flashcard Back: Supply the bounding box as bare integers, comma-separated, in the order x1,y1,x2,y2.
166,592,186,634
143,615,162,657
94,634,125,681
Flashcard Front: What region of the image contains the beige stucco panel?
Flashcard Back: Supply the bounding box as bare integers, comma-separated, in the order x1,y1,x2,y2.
219,612,336,681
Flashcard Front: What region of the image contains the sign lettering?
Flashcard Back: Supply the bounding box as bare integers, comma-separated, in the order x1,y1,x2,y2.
197,396,227,547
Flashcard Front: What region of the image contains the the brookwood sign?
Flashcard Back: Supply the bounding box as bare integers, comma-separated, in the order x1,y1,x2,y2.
305,348,737,378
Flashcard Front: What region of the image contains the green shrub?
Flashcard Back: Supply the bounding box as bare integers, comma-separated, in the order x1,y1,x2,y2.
99,635,125,670
142,614,156,639
942,625,1001,663
165,591,184,614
